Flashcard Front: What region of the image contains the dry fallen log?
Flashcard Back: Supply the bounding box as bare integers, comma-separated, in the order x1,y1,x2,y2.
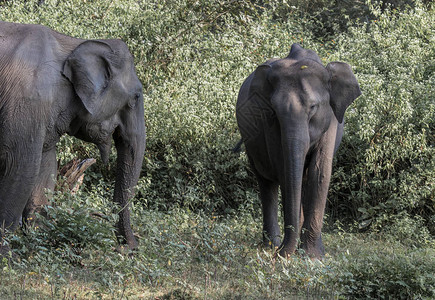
57,158,96,193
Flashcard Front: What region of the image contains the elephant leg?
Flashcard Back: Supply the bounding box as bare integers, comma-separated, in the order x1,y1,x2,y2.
300,125,337,258
22,148,57,224
257,175,280,248
1,145,43,254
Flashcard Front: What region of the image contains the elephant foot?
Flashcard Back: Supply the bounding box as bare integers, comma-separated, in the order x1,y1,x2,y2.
128,239,139,251
300,235,325,259
276,243,298,259
122,236,138,252
115,235,138,256
115,244,136,256
276,246,323,260
276,247,294,259
113,237,138,257
262,234,281,249
299,246,324,260
115,222,139,251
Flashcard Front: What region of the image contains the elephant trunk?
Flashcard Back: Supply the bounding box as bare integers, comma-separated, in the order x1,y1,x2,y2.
113,106,146,250
279,124,309,256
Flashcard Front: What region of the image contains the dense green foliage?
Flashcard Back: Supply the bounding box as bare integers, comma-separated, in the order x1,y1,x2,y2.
0,0,433,298
328,3,434,237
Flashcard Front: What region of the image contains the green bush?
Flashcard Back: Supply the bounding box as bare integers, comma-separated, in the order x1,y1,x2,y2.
258,0,425,42
328,1,434,237
10,186,117,263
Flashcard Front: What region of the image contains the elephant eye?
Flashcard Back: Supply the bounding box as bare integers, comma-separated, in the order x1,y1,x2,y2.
128,94,140,109
309,104,318,116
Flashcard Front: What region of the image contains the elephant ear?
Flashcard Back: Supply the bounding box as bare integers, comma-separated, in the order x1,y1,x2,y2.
249,63,273,100
326,62,361,123
62,40,118,115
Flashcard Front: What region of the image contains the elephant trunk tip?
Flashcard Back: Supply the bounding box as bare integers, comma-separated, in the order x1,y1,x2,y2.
98,142,112,165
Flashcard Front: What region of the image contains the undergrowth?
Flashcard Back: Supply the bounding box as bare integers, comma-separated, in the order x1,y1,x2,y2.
1,192,434,299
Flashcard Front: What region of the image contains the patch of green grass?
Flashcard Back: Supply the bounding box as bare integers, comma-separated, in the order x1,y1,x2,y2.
2,193,434,299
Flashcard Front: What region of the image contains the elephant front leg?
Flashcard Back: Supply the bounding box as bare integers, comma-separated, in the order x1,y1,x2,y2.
0,146,44,255
300,128,337,259
22,148,57,224
257,175,281,248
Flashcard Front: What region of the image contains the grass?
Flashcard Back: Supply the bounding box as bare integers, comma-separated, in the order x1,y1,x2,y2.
1,195,434,299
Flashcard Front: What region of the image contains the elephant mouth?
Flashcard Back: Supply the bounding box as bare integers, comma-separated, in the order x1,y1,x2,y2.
80,123,116,165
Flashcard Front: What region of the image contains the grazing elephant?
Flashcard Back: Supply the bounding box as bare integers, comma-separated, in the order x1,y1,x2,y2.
0,21,146,254
236,44,361,259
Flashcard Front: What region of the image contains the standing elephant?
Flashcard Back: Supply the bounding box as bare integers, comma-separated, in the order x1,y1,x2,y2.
0,21,146,254
236,44,361,259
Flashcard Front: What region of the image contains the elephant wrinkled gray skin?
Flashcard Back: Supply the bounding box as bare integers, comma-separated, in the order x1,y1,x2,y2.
236,44,361,259
0,21,146,254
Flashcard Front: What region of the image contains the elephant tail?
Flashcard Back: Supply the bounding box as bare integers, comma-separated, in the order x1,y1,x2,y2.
232,139,244,153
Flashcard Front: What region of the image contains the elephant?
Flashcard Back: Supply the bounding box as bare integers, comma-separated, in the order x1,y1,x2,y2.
0,21,146,254
236,44,361,259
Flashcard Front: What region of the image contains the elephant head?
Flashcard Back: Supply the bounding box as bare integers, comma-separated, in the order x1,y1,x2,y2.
250,44,360,125
236,43,361,258
61,40,146,249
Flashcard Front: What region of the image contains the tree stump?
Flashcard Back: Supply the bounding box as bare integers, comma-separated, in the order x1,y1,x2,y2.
57,158,96,194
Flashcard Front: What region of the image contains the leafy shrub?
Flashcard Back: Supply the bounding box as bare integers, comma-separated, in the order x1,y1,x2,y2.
11,186,117,263
328,1,434,236
258,0,425,42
